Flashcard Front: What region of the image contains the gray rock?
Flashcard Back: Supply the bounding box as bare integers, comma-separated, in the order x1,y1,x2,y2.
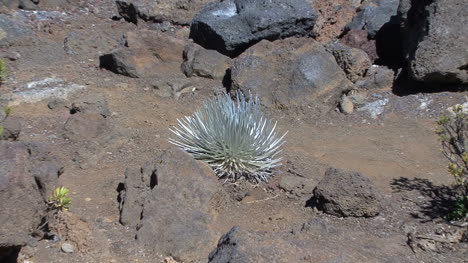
326,42,371,83
0,141,62,248
119,148,228,262
99,30,185,78
190,0,317,57
356,65,394,89
278,175,315,199
0,116,21,140
61,242,74,253
230,38,352,110
69,93,111,118
339,95,354,114
64,30,121,57
399,0,468,84
63,113,108,142
47,98,67,110
346,0,399,38
312,167,382,217
118,161,154,227
182,43,231,79
0,14,33,45
208,226,295,263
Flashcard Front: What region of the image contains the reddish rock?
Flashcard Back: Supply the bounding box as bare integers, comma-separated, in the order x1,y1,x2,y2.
340,29,378,62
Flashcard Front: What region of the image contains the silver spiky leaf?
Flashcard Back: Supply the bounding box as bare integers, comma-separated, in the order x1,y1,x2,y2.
169,91,287,183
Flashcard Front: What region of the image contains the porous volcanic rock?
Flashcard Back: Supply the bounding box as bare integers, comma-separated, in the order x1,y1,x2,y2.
190,0,317,57
312,167,382,217
398,0,468,84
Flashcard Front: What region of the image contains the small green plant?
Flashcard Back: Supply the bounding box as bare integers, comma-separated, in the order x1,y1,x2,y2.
0,125,3,137
48,187,72,211
4,106,12,117
436,105,467,220
0,59,7,83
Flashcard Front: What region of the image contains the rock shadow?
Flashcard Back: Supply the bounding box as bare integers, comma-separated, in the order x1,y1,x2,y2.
390,177,457,222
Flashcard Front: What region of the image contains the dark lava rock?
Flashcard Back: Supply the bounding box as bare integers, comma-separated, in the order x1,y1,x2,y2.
208,226,296,263
190,0,317,57
119,148,228,262
311,167,382,217
398,0,468,84
230,38,352,110
0,141,62,248
346,0,399,38
182,43,232,80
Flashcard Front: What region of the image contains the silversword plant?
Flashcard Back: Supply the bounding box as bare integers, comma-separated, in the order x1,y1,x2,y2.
170,91,287,183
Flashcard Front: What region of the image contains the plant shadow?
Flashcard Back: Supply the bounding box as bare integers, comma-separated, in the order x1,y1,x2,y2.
390,177,457,222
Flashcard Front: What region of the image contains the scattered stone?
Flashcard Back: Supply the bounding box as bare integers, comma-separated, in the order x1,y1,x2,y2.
7,78,85,106
355,65,394,90
339,95,354,114
0,141,62,248
61,242,74,253
64,30,121,57
340,29,378,62
0,117,21,140
346,0,399,38
0,14,33,44
190,0,317,57
182,43,231,79
119,148,228,262
326,42,371,83
358,97,388,119
47,98,67,110
152,79,194,99
69,93,111,118
278,175,315,199
230,38,352,110
311,167,382,217
399,0,468,84
2,50,20,60
63,113,109,142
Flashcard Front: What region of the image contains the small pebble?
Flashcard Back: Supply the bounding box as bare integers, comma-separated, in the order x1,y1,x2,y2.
61,242,74,253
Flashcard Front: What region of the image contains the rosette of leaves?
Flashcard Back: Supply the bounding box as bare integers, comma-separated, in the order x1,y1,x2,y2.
170,91,287,183
49,187,72,211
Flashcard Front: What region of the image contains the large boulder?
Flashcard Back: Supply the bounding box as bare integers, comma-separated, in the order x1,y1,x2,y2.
0,141,62,249
119,148,228,262
230,38,352,110
116,0,212,25
190,0,317,57
311,168,382,217
398,0,468,84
